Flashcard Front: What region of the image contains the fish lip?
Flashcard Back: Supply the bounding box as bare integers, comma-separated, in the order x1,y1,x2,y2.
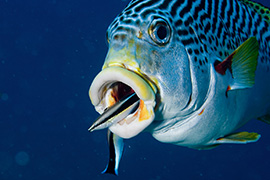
89,66,156,109
89,66,157,138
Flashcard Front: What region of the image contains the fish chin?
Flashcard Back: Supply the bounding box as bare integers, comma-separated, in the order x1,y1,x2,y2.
89,66,156,139
109,104,155,138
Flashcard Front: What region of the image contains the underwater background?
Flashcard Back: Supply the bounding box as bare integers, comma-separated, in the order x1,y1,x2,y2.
1,0,270,179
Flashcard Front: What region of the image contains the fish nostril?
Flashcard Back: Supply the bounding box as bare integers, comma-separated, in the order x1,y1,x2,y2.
112,34,127,41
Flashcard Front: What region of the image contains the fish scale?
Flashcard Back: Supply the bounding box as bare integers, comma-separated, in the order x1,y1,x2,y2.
108,0,270,69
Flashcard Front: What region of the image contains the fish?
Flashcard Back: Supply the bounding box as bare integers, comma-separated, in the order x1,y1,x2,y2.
102,130,124,175
88,92,140,132
88,0,270,175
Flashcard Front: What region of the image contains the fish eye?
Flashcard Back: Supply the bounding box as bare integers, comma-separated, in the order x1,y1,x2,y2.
149,19,171,45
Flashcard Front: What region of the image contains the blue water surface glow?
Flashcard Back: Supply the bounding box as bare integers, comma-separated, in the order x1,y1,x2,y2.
0,0,270,179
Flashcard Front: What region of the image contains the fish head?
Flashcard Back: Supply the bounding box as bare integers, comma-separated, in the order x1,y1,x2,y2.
89,2,212,139
89,18,158,138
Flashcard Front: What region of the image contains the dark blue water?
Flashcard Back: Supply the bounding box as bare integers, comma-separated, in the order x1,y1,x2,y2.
1,0,270,179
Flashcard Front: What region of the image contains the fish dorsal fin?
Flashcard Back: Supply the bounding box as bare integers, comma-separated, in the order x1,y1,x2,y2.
216,131,261,144
214,37,259,90
239,0,270,23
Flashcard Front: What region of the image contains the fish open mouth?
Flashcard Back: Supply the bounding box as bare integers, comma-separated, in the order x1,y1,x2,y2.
89,66,156,139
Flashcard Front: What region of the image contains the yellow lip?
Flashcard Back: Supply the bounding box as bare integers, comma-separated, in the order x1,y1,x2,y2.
89,66,156,138
89,66,155,106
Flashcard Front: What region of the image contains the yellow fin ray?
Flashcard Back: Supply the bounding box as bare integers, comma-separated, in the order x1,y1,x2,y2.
230,37,259,90
214,37,259,89
216,131,261,144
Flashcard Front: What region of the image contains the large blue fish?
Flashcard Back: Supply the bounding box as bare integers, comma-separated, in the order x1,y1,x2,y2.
88,0,270,175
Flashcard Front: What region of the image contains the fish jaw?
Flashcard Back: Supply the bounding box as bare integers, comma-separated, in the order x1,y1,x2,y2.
89,66,156,139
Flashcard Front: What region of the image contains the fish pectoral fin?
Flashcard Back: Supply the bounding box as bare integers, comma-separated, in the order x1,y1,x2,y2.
258,114,270,124
216,131,261,144
102,130,124,176
214,37,259,90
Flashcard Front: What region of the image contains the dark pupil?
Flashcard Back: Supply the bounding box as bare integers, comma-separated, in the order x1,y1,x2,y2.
156,25,167,40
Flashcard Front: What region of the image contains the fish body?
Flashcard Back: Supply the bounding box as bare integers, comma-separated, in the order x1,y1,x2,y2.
89,0,270,174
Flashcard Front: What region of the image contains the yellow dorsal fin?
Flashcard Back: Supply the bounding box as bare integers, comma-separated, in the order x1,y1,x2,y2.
239,0,270,23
